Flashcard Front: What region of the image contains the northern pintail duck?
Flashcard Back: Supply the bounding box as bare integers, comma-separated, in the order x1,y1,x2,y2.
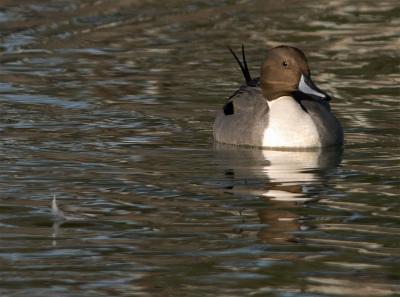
213,45,343,148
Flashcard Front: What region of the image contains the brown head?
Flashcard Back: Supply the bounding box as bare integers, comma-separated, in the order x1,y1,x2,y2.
260,46,330,101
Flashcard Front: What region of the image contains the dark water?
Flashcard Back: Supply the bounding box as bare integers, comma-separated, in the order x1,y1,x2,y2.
0,0,399,296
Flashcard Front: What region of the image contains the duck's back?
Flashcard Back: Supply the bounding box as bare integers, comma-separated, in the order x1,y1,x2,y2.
213,85,269,147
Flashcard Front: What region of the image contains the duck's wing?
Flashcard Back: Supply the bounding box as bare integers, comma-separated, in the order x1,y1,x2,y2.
213,82,269,146
294,92,343,146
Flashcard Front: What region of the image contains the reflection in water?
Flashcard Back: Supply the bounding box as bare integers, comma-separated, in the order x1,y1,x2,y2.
216,144,342,244
215,145,400,295
51,195,65,247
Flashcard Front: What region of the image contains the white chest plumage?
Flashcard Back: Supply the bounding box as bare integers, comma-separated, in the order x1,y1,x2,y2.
262,96,321,148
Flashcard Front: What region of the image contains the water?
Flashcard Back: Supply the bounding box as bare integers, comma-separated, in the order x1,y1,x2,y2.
0,0,399,296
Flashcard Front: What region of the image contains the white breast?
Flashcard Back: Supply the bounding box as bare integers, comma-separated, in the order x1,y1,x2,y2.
263,96,320,148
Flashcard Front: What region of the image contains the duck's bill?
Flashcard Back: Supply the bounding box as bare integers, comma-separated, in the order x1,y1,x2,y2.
298,74,331,101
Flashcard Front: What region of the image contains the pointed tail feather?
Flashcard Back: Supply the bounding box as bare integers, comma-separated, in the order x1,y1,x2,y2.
227,44,252,85
241,44,251,83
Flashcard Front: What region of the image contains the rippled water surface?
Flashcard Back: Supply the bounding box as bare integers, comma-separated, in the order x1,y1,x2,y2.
0,0,399,296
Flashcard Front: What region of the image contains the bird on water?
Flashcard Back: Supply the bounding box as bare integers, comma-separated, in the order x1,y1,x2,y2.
213,45,343,149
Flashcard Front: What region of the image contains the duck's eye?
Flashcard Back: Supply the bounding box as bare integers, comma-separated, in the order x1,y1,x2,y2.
282,61,288,67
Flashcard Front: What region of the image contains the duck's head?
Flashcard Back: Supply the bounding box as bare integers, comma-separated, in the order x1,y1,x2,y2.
260,46,330,101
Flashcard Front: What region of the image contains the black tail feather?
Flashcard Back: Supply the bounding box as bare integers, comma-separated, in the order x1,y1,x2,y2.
227,44,252,85
241,44,251,83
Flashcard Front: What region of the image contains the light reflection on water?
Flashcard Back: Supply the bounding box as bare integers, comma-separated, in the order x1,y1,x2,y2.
0,0,399,296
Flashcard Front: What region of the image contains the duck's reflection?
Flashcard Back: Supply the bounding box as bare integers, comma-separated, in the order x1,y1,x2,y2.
215,144,342,244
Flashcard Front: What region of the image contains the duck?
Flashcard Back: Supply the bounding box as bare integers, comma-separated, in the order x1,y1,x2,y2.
213,45,343,149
